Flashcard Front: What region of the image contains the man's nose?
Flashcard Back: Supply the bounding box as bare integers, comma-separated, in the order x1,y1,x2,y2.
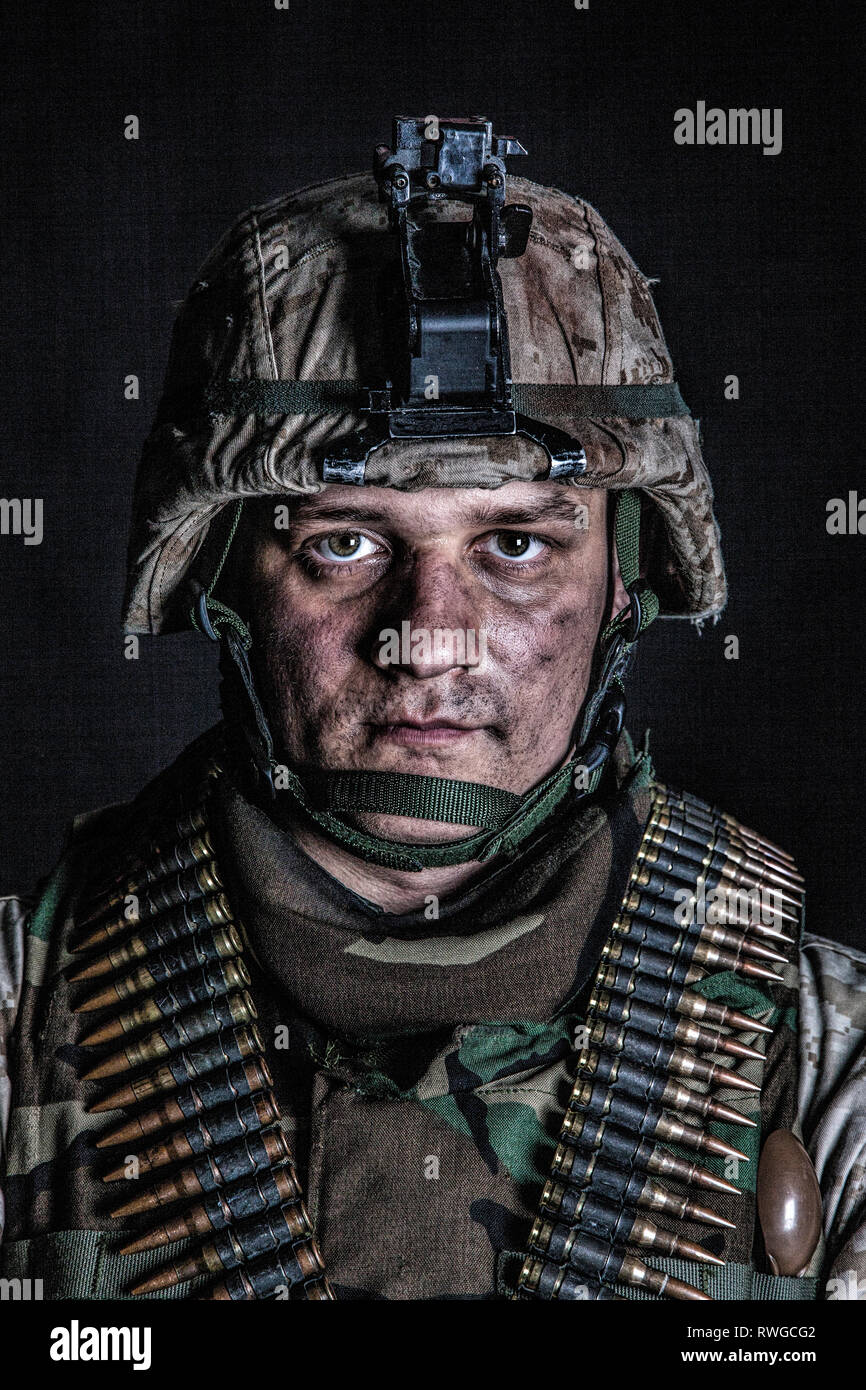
370,552,486,678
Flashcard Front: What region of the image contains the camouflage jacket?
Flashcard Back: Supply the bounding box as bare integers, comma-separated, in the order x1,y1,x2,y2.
1,728,864,1300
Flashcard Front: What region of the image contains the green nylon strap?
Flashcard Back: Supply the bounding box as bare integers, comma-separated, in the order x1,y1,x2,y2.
0,1235,819,1305
514,382,689,418
204,379,691,420
610,1257,817,1302
0,1229,210,1300
26,852,72,944
615,487,643,591
188,499,252,648
600,489,660,649
278,756,594,871
318,768,521,831
206,378,364,415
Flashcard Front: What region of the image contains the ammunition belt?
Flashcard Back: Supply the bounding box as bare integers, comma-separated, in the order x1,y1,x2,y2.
516,786,803,1302
70,754,334,1301
70,760,801,1301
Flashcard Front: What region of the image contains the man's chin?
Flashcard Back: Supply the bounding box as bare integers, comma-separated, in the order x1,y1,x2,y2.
345,812,484,846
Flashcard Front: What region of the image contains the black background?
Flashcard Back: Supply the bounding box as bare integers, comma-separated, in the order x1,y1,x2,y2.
1,0,863,946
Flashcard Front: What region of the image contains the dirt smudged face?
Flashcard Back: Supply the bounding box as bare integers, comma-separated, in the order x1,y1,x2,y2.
241,480,622,846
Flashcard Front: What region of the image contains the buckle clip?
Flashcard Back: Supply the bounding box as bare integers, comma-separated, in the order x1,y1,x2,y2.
191,584,220,641
623,584,644,644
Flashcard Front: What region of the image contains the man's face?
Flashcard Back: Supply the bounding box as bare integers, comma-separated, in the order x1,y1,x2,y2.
241,481,622,844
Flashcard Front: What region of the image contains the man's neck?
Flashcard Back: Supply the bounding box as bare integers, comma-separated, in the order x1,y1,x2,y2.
289,819,488,914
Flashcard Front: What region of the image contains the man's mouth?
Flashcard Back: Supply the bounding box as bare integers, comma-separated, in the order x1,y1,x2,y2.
373,719,484,747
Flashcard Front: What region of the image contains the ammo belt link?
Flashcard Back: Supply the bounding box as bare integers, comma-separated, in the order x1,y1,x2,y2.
515,785,802,1302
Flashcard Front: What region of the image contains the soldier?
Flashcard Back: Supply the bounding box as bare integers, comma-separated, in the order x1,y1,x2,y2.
0,117,864,1302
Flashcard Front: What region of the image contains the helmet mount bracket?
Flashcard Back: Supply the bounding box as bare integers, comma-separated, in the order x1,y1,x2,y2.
321,117,587,485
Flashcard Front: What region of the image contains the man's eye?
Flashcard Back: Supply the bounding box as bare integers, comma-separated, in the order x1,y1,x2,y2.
480,531,546,562
313,531,379,563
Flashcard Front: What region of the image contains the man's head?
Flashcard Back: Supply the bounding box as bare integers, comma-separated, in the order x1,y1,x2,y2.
122,135,726,882
235,480,627,845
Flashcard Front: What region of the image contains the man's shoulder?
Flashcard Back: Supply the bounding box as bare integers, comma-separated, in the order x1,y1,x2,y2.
0,895,29,1030
800,930,866,1011
799,932,866,1088
798,930,866,1153
802,929,866,967
797,929,866,1284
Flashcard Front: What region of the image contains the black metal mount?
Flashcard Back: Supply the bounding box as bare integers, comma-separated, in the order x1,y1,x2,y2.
321,117,586,484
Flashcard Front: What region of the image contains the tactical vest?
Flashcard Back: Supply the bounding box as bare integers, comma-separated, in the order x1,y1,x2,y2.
0,728,818,1300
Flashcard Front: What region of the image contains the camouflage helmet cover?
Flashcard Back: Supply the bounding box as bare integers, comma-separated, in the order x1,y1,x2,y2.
123,171,727,634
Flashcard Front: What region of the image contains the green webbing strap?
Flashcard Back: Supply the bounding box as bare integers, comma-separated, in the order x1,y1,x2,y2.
611,1257,817,1302
600,489,660,649
188,499,252,648
615,487,643,591
514,382,690,418
0,1229,210,1300
276,756,590,871
317,768,521,830
206,379,364,416
204,379,691,420
0,1234,817,1303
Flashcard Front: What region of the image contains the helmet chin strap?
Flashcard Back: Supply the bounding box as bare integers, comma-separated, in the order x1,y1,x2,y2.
192,492,658,873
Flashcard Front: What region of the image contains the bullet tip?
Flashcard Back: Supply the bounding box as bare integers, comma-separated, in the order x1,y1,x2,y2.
689,1207,737,1230
733,1076,761,1093
667,1276,713,1301
118,1237,148,1257
686,1246,725,1267
707,1175,742,1196
110,1193,154,1218
82,1055,126,1082
129,1270,173,1295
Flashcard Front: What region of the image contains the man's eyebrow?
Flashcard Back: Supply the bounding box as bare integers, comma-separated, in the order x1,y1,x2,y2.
464,496,588,526
282,494,588,528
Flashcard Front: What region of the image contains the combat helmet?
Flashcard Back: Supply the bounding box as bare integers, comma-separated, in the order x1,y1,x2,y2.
123,116,726,871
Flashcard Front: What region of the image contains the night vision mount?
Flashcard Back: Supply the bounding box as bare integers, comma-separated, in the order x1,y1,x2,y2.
321,116,587,484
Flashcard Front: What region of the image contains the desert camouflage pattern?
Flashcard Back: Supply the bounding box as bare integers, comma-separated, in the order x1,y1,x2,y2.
123,172,726,635
0,732,862,1299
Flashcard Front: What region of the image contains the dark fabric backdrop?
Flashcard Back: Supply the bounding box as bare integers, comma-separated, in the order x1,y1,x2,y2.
1,0,863,946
